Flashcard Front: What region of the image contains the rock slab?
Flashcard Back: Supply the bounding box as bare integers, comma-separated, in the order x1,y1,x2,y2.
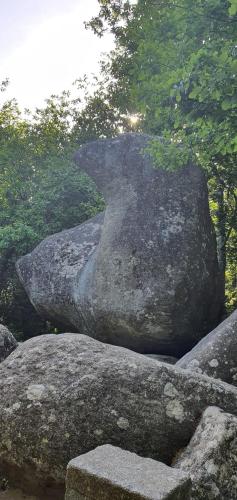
0,325,17,362
17,133,223,355
177,308,237,385
1,334,237,494
174,406,237,499
65,445,192,500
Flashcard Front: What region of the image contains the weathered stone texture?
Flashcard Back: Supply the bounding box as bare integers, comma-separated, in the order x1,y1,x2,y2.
65,445,192,500
17,133,223,355
0,324,17,362
1,334,237,493
174,406,237,499
145,354,178,364
177,308,237,385
16,213,104,332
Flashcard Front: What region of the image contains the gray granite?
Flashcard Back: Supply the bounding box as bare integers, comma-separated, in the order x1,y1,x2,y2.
17,133,223,355
177,309,237,385
0,334,237,493
174,406,237,499
65,445,191,500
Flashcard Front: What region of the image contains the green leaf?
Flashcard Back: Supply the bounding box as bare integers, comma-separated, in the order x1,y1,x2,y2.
229,0,237,15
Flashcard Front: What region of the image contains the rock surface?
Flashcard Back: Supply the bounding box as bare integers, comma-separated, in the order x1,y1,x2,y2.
177,308,237,385
17,133,223,355
145,354,178,364
0,490,36,500
1,334,237,495
174,406,237,499
65,445,192,500
0,325,17,362
16,213,104,332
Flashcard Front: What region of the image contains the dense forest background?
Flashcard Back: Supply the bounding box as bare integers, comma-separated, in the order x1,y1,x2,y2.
0,0,237,340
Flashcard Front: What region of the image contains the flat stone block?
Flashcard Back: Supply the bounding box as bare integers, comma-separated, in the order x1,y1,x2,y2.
65,445,191,500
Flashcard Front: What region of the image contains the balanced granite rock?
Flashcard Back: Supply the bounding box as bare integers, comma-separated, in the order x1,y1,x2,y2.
17,134,223,355
0,324,17,362
177,308,237,385
1,334,237,495
65,445,192,500
174,406,237,499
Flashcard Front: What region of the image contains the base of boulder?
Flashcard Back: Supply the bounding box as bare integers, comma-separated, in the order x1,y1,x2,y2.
0,488,36,500
0,461,64,500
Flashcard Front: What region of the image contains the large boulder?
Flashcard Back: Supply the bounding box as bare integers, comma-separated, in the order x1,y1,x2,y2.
1,334,237,496
174,406,237,499
17,212,104,331
177,308,237,385
17,134,223,355
0,324,17,362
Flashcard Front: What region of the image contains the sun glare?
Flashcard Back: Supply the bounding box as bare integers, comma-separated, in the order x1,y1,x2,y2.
129,114,140,126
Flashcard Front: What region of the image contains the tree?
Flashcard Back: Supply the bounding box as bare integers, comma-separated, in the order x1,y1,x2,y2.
0,77,123,338
88,0,237,308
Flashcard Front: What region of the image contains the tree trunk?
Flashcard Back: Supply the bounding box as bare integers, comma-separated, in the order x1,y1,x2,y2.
215,182,226,280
